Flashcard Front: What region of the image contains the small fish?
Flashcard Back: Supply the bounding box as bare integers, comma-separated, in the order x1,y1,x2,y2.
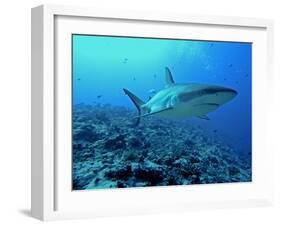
213,129,217,133
97,95,102,98
77,78,81,81
133,77,136,81
245,73,249,77
228,64,233,68
210,43,214,47
148,89,156,94
123,58,128,63
153,74,157,78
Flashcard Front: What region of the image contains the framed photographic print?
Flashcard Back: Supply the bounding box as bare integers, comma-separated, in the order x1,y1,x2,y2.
31,4,274,221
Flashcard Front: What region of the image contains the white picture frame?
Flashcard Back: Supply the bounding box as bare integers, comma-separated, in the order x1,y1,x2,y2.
31,4,274,221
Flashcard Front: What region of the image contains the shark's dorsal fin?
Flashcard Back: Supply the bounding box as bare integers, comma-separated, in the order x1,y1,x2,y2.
165,67,175,87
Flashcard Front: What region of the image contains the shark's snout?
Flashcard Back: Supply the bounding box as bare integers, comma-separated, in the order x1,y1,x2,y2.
212,87,238,104
217,87,237,95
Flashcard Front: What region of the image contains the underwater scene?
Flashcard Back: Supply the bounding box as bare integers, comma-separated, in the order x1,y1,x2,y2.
72,34,252,190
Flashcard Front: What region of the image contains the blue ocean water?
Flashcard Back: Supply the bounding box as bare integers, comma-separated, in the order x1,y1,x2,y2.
72,34,252,190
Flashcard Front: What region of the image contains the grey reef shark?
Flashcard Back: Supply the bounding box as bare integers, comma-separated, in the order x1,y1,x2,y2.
123,67,237,125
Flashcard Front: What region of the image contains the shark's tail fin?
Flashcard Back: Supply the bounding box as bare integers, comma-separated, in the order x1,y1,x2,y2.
123,88,145,125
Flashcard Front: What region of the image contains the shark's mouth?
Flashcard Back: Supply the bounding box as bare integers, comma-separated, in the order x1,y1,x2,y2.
193,103,220,107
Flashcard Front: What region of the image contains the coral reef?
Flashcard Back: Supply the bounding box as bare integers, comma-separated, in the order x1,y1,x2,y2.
72,104,251,190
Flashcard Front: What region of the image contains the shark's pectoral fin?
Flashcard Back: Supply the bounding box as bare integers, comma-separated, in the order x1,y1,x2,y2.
149,107,174,116
133,107,173,119
197,115,210,120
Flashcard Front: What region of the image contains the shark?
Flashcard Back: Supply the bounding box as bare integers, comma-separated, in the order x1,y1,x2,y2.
123,67,237,125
